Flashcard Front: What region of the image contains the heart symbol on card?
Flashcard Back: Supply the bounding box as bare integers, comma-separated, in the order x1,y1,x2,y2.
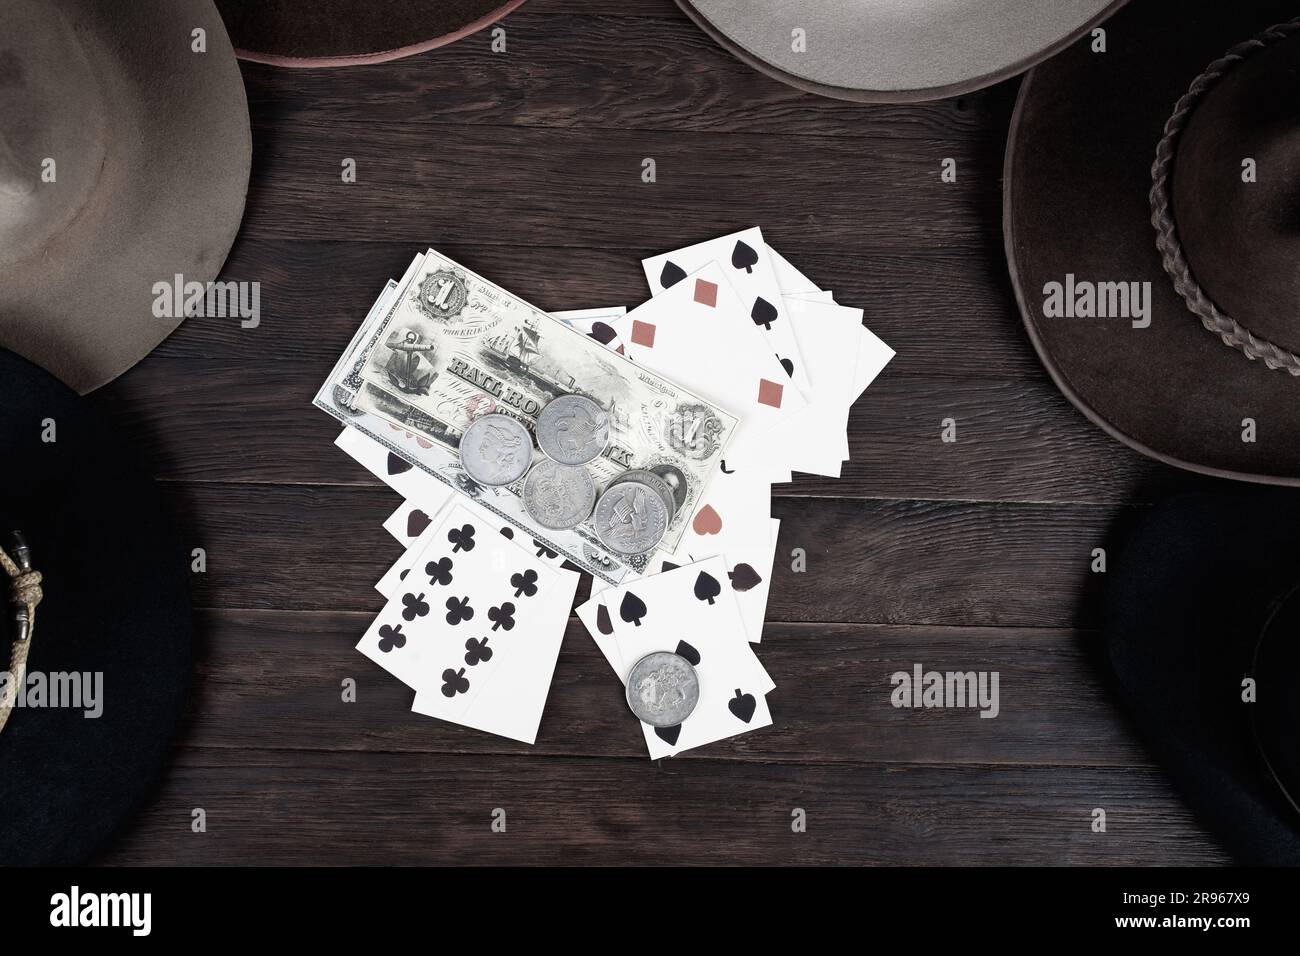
731,240,759,274
728,689,756,723
659,261,687,288
654,724,682,745
693,571,722,605
620,591,648,627
728,563,762,592
406,510,431,538
692,504,722,536
751,296,778,331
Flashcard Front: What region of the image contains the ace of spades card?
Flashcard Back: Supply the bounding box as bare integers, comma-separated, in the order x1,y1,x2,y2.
642,227,812,398
357,502,557,719
599,557,775,759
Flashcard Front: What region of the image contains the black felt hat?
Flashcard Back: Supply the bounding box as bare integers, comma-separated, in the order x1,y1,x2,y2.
0,349,193,865
1107,490,1300,865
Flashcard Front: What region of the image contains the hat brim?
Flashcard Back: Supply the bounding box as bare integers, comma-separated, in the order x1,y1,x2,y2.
216,0,528,68
676,0,1127,103
1107,490,1300,865
1005,0,1300,484
0,349,193,864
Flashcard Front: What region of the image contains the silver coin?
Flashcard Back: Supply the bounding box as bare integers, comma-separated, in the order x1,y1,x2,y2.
522,459,597,530
611,468,677,519
536,394,610,466
626,652,700,727
458,413,534,487
593,479,669,556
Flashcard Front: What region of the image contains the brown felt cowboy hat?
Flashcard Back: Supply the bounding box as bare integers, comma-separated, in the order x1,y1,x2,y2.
0,0,250,395
676,0,1128,102
215,0,529,68
1005,0,1300,485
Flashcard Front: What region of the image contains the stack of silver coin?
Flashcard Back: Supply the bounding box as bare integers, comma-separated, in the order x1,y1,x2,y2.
592,467,679,557
521,394,609,530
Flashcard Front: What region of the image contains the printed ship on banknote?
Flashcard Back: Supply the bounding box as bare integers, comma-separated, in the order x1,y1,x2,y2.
315,249,739,584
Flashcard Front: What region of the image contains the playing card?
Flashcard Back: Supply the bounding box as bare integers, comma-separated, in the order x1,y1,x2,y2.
357,502,557,720
593,557,774,758
336,426,455,515
643,227,812,397
611,261,805,479
553,306,628,354
412,564,580,745
575,595,622,676
383,498,440,548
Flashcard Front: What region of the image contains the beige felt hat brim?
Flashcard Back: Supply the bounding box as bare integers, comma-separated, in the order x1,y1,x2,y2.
0,0,251,394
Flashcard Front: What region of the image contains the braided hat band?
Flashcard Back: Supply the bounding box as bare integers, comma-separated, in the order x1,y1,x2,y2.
0,533,43,735
1149,18,1300,375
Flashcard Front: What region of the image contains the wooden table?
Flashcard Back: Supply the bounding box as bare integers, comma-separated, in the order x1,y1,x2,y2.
97,0,1227,864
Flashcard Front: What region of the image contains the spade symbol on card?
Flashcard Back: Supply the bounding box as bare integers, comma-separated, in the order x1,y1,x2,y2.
693,571,722,605
511,569,539,597
659,560,680,573
377,623,406,653
464,637,492,666
588,322,618,346
441,667,470,698
620,591,648,627
728,689,757,723
401,592,430,621
654,724,682,745
425,556,453,586
488,602,516,631
731,239,759,274
595,604,614,636
386,453,413,476
779,357,794,378
499,526,514,540
445,595,474,625
728,563,762,592
406,510,431,538
447,524,476,552
659,261,687,289
751,296,778,331
674,640,701,666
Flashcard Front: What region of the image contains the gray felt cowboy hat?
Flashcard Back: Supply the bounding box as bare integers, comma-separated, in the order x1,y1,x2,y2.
675,0,1129,102
0,0,250,394
1005,0,1300,485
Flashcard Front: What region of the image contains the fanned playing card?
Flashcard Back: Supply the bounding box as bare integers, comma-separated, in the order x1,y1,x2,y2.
643,227,812,398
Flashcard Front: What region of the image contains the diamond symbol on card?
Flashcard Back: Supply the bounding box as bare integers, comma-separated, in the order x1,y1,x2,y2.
631,320,656,348
693,278,718,308
756,378,784,408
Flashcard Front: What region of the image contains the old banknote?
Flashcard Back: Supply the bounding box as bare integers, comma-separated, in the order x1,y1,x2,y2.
315,252,739,583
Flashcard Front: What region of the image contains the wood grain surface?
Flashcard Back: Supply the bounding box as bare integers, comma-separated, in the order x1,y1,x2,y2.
94,0,1230,864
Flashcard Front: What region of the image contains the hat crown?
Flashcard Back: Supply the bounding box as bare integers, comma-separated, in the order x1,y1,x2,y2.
1170,27,1300,356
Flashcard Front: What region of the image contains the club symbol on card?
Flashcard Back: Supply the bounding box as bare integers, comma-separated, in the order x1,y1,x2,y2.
728,563,763,592
620,591,648,627
731,239,759,274
445,595,474,625
595,604,614,636
441,667,470,698
401,592,430,621
510,569,539,597
488,602,516,631
654,724,682,745
751,296,778,331
728,689,757,723
674,640,701,666
425,556,454,586
532,539,558,559
406,509,431,538
377,623,406,653
692,504,722,536
693,571,721,605
464,637,492,666
386,452,413,476
659,261,687,288
447,524,476,552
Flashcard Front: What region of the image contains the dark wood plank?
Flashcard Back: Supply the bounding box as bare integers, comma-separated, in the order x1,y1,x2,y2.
183,609,1157,768
100,747,1226,865
167,482,1130,628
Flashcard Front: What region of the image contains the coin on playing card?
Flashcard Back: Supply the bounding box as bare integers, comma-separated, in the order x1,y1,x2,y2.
458,413,534,487
626,651,699,727
593,477,669,555
522,459,596,530
610,468,677,518
535,394,610,465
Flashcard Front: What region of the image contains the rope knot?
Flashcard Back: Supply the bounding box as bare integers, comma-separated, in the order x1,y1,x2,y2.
11,569,42,610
